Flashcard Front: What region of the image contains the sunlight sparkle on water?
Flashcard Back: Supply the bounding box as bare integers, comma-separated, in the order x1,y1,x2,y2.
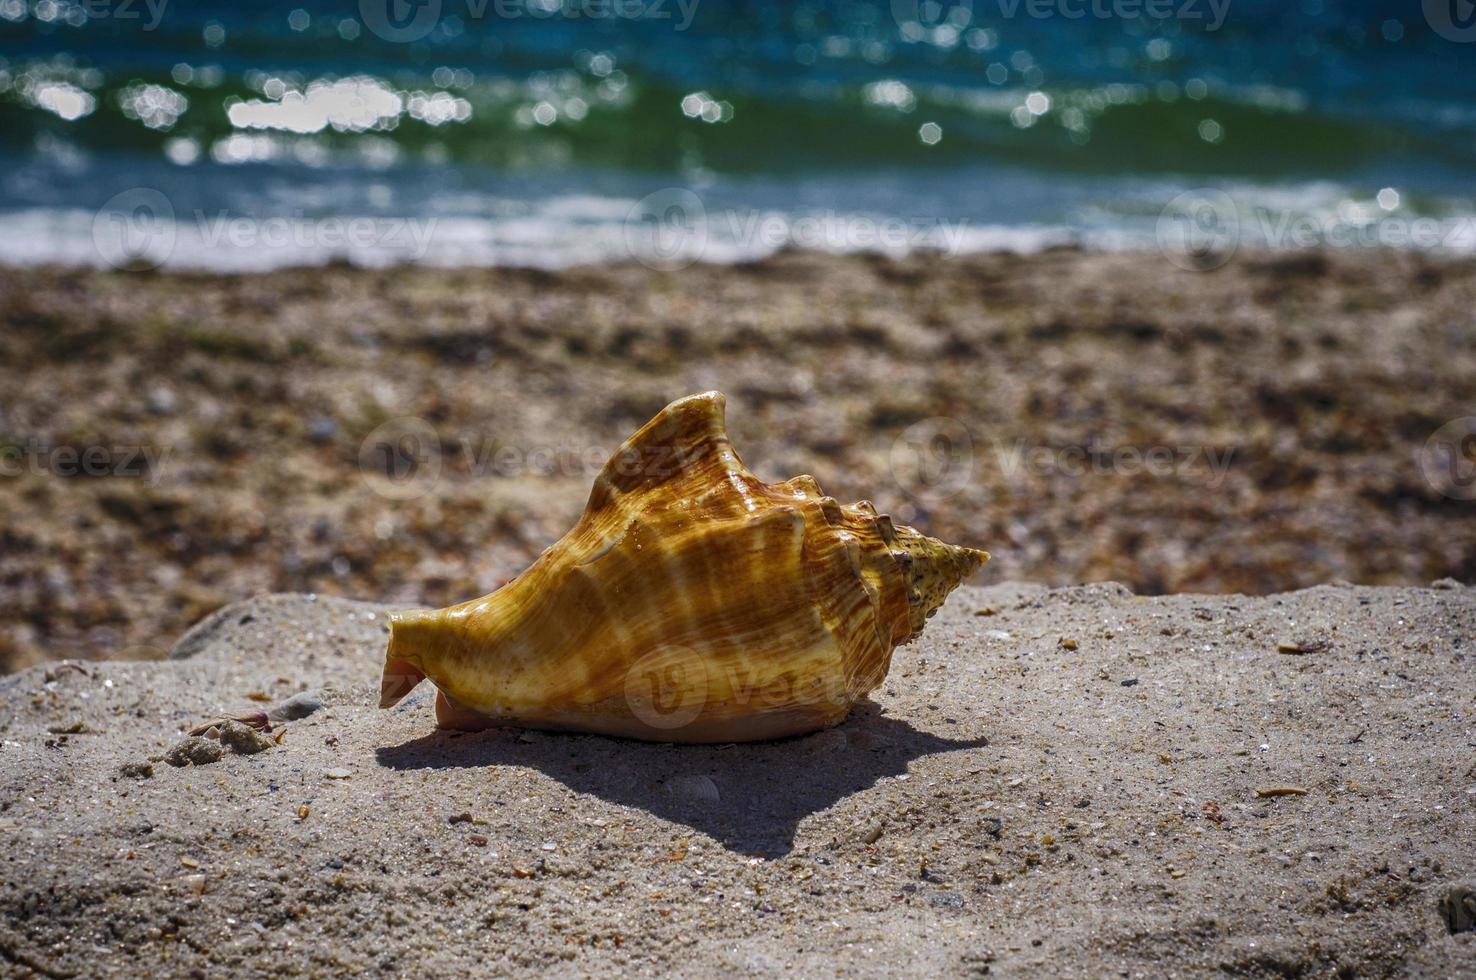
228,77,420,134
30,80,94,121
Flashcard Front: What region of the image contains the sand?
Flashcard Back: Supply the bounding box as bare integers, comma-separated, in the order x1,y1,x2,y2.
1,581,1473,977
5,247,1476,675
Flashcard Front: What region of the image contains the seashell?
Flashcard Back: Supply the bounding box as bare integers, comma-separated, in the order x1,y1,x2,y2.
189,710,271,737
379,391,987,743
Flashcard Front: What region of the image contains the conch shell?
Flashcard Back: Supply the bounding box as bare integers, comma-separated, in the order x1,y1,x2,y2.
379,392,987,742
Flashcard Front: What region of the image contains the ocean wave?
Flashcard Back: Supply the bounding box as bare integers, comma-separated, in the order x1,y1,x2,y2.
1,0,1471,269
7,174,1475,273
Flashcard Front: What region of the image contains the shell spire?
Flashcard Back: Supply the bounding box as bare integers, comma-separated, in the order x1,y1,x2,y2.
895,522,988,638
378,391,989,742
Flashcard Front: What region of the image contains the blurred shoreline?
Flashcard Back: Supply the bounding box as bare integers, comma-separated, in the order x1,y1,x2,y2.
3,245,1475,674
12,168,1476,273
6,2,1476,274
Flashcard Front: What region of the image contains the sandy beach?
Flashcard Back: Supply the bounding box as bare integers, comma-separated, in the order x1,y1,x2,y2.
8,2,1476,974
0,580,1472,976
3,248,1475,676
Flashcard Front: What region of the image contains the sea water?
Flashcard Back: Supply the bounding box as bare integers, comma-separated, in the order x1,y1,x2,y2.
1,0,1471,269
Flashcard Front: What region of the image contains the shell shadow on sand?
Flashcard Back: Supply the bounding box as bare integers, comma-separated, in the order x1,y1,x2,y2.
375,701,988,857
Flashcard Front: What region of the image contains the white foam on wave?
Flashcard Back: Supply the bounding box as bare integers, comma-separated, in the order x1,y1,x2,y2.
3,183,1473,273
0,200,1082,272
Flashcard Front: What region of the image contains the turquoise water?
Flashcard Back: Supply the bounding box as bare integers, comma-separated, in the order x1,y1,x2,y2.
2,0,1473,268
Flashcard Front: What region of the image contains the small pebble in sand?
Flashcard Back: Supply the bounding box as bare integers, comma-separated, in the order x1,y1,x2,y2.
323,767,353,779
269,691,325,722
147,385,176,415
666,774,721,803
164,737,225,767
119,761,154,779
926,891,964,910
1059,637,1079,650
